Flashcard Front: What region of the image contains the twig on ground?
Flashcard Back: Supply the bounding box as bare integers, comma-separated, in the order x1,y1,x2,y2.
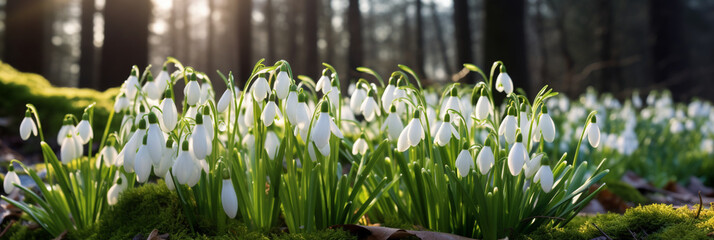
591,223,612,240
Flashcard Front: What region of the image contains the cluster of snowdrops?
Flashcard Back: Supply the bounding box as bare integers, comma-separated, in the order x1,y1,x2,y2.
6,59,607,240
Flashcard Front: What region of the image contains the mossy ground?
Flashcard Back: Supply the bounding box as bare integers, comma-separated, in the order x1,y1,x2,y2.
4,181,712,239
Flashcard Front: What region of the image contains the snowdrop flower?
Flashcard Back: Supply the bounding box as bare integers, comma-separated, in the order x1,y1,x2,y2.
381,105,404,141
455,144,474,177
251,73,270,102
217,88,234,113
242,133,255,150
146,112,165,163
534,165,554,193
476,145,495,174
274,66,291,99
135,135,152,183
381,78,397,112
155,139,177,177
4,165,20,194
327,79,340,107
114,93,130,113
107,177,125,205
144,72,163,100
538,106,556,142
124,69,140,100
261,94,282,127
265,131,280,159
98,141,118,167
198,79,213,105
292,92,311,130
350,84,368,113
285,85,299,122
57,118,75,145
508,133,529,176
441,88,462,121
397,110,425,152
19,110,37,141
352,134,369,155
587,116,600,148
360,89,380,121
473,88,491,120
173,141,200,186
60,127,84,165
159,90,178,132
190,113,211,160
309,140,332,159
495,67,513,94
165,171,175,190
524,154,544,178
76,113,93,144
121,119,147,172
499,107,518,144
311,101,344,149
315,70,332,94
434,114,460,146
154,66,170,93
221,172,238,218
184,74,201,106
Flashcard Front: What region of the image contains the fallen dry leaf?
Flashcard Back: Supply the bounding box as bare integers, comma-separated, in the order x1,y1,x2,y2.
331,224,476,240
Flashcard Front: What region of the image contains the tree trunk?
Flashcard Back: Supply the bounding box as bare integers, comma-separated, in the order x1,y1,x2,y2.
99,0,150,90
415,0,425,78
207,0,215,74
347,0,363,82
5,0,50,75
303,0,319,76
79,0,95,88
597,0,618,93
484,0,530,97
323,0,335,64
287,0,301,73
649,0,688,101
453,0,473,81
430,2,452,77
236,0,253,85
265,0,275,62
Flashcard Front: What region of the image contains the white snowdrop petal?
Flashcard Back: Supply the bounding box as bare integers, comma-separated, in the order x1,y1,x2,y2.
455,150,474,177
221,179,238,218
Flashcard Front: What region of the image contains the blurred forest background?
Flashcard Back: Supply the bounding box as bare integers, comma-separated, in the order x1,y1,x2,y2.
1,0,713,101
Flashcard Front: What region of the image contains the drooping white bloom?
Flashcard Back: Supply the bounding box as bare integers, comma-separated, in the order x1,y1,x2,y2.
534,165,554,193
19,111,37,141
440,88,462,120
221,178,238,218
57,120,75,145
251,74,270,102
434,115,460,146
350,86,367,113
507,134,529,176
146,113,165,163
360,93,380,121
524,153,543,178
315,73,332,94
474,94,491,120
455,148,474,177
311,102,344,149
124,70,141,100
159,96,178,132
285,87,299,123
199,81,213,105
155,139,177,177
107,177,126,205
184,75,201,106
381,106,404,141
165,171,175,190
499,110,518,144
76,116,93,144
538,107,556,142
4,166,21,193
121,120,147,172
352,136,369,155
261,96,282,127
190,113,211,160
476,146,495,174
144,73,163,100
495,71,513,94
274,68,291,99
135,136,152,183
217,89,234,113
397,110,425,152
155,68,170,93
173,141,200,186
202,109,215,142
98,144,118,167
114,93,130,113
60,129,83,165
587,117,600,148
381,81,396,112
265,131,280,159
326,80,340,107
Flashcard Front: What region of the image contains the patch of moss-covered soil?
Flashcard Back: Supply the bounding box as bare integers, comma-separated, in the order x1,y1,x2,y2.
3,182,714,239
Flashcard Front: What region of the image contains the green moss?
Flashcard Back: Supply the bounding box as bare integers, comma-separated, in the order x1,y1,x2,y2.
523,204,714,240
603,180,649,204
0,61,118,141
0,221,53,240
94,180,189,240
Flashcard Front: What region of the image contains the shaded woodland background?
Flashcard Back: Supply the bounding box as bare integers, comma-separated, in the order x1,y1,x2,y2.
2,0,714,101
